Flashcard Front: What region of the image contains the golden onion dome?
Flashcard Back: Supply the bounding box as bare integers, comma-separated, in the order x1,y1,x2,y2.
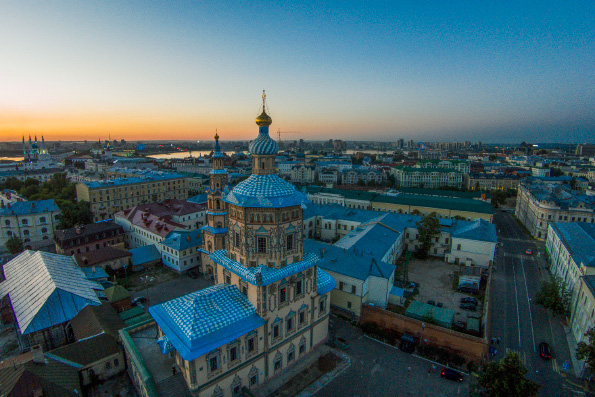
255,111,272,127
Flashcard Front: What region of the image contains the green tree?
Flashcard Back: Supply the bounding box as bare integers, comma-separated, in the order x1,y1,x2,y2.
416,212,441,257
5,236,24,254
570,177,577,189
478,351,540,397
535,276,571,316
550,167,563,177
56,200,93,229
576,328,595,374
488,155,497,161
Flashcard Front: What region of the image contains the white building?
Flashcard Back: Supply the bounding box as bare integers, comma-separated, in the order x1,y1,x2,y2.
0,199,61,252
158,230,203,273
391,167,463,189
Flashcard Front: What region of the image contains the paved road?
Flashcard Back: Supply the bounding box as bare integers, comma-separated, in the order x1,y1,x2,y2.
491,210,586,396
318,317,470,396
129,273,214,307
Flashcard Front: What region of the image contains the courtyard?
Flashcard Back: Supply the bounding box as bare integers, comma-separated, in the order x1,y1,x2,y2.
406,258,485,330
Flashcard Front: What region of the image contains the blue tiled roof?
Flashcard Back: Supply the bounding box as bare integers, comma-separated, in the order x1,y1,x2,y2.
187,194,208,204
224,174,308,208
210,250,320,286
0,199,59,216
304,240,395,281
149,284,265,361
550,222,595,268
129,245,161,267
200,225,228,234
82,172,185,188
390,286,405,297
316,268,337,295
249,129,279,155
210,169,227,174
160,230,203,251
452,219,497,243
81,267,109,280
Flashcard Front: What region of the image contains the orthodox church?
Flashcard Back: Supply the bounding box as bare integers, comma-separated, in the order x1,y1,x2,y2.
148,92,336,396
21,135,52,170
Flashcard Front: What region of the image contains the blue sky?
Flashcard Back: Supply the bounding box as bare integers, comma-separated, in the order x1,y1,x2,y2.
1,1,593,142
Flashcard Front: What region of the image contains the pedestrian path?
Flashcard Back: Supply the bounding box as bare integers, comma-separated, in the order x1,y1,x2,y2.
562,324,585,378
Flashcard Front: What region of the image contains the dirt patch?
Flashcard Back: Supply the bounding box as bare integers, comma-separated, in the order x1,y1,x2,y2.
268,353,340,396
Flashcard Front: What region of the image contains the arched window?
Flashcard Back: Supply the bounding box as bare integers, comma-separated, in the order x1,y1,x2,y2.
6,231,12,237
4,220,10,226
39,217,46,223
41,227,48,234
216,200,220,210
21,219,28,225
23,230,30,236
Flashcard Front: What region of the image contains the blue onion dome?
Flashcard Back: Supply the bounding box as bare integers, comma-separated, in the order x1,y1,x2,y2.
224,174,308,208
248,130,279,155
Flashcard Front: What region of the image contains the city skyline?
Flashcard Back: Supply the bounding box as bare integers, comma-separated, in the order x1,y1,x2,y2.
1,1,594,143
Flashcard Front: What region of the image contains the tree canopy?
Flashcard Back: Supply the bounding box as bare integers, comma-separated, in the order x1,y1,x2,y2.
478,351,540,397
535,276,571,316
0,173,92,229
415,212,441,257
5,236,24,255
576,328,595,374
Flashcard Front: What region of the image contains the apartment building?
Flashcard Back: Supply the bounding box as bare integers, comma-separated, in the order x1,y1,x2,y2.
464,173,520,191
76,173,188,222
516,180,595,239
391,167,463,189
54,222,125,255
0,199,61,252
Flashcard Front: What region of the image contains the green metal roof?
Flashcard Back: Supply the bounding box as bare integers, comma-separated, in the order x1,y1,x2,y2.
372,193,494,214
405,301,454,328
399,187,492,200
305,186,377,201
394,166,462,174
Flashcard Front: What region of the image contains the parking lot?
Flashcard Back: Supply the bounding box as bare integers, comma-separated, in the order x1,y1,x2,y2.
407,258,483,326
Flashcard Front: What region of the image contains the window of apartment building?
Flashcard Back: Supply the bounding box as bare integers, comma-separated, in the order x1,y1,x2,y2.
339,281,344,290
279,285,287,304
298,306,307,326
274,355,282,372
228,342,239,365
272,321,281,340
457,244,461,250
250,373,258,387
287,346,295,363
319,297,327,315
286,313,294,333
208,352,219,374
234,231,240,248
286,234,294,251
299,337,307,355
246,333,256,354
257,236,267,253
347,301,352,309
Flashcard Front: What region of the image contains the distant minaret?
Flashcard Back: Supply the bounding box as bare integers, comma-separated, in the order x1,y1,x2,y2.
22,136,26,159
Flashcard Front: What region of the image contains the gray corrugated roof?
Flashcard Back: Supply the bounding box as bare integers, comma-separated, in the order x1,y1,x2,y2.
0,251,102,334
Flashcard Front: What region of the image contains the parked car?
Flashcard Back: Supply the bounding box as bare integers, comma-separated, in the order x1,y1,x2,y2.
459,303,476,311
441,368,463,382
400,334,416,354
436,302,443,308
525,249,533,255
539,342,552,360
132,296,147,305
427,300,436,306
460,297,478,306
453,320,467,331
187,270,198,279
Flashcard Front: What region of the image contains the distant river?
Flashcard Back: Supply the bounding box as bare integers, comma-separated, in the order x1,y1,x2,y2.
0,157,23,161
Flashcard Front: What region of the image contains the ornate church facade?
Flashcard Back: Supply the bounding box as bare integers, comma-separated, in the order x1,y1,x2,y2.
148,93,335,396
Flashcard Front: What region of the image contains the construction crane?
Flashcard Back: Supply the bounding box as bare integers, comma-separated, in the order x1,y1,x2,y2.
276,128,301,147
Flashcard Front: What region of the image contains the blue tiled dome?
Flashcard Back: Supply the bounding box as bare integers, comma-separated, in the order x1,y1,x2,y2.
249,131,279,156
224,174,308,208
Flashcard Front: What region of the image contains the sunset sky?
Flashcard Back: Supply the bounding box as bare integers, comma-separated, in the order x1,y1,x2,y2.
1,1,594,143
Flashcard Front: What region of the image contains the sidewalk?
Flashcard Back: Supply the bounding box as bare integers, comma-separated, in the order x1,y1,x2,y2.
563,324,586,378
255,345,350,397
